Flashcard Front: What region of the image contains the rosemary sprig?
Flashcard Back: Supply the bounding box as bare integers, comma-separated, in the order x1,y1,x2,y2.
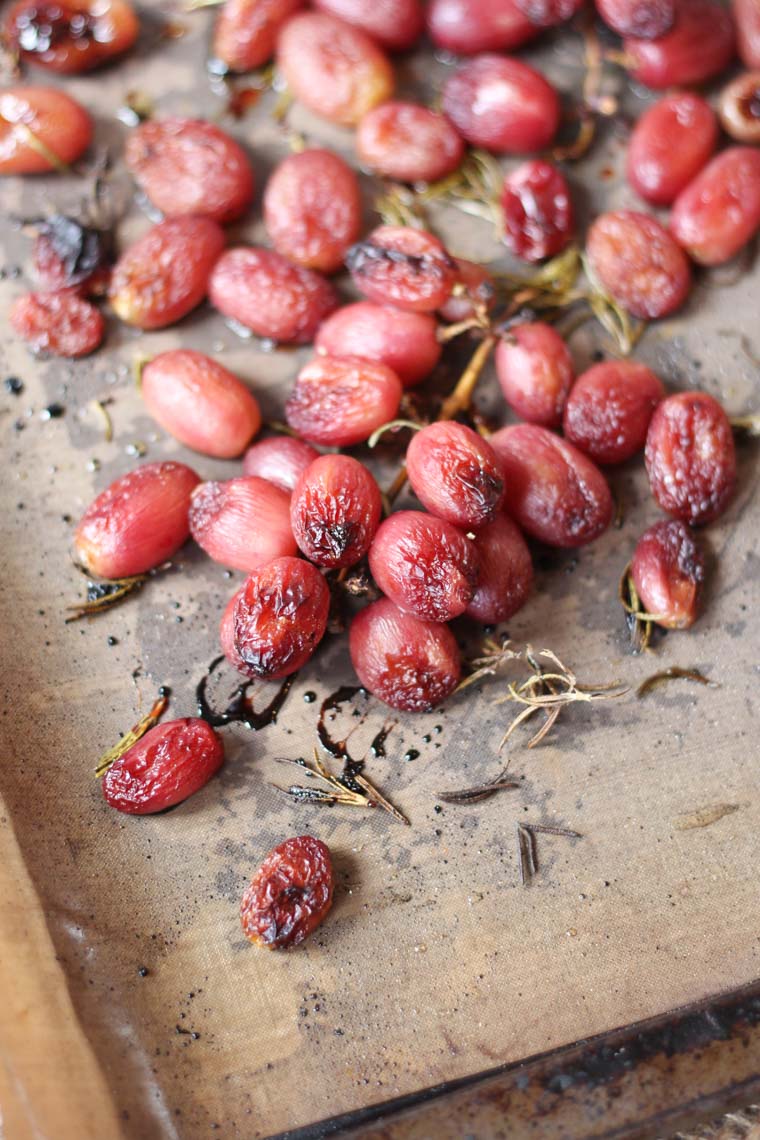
66,573,148,621
416,149,504,227
581,253,645,356
375,183,427,229
437,779,519,806
273,752,409,826
618,564,656,652
95,688,170,777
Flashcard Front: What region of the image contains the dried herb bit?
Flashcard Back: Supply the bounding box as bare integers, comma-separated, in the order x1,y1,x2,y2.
273,751,409,826
636,667,717,698
437,779,519,806
674,803,740,831
730,414,760,437
618,564,653,653
517,821,582,886
582,253,645,356
65,572,149,622
375,183,427,230
457,636,521,694
95,688,170,778
90,398,113,442
417,149,504,227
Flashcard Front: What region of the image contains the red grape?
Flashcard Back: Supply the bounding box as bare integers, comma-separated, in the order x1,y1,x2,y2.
312,0,423,50
585,210,691,320
277,11,394,126
501,160,574,263
315,302,441,389
442,55,560,155
242,436,320,492
346,225,456,313
209,247,338,344
438,259,495,323
356,102,464,184
466,514,533,624
626,93,718,206
125,118,254,225
516,0,583,25
368,510,479,622
670,147,760,266
426,0,538,54
718,72,760,143
734,0,760,67
74,461,200,579
213,0,303,72
109,216,225,330
234,557,330,679
645,392,736,526
263,149,361,274
0,86,92,174
349,597,461,712
624,0,736,90
220,587,247,672
290,454,382,568
285,356,402,446
631,520,705,629
406,421,505,529
240,835,334,950
563,360,664,466
4,0,138,74
595,0,674,38
490,424,613,547
102,719,224,815
141,350,262,459
10,290,104,358
189,477,297,571
495,322,574,428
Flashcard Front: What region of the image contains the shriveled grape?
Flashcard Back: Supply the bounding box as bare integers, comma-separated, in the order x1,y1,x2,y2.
586,210,691,320
291,454,382,568
563,361,664,466
406,421,505,530
285,356,402,447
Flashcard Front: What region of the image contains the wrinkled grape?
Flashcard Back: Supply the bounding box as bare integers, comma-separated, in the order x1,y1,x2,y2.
291,454,382,568
285,356,402,447
563,360,664,466
586,210,691,320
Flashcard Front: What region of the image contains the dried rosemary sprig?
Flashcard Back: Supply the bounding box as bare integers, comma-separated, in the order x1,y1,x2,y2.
637,667,717,698
581,253,645,356
730,414,760,437
517,822,582,885
95,688,170,777
416,149,504,227
66,572,149,622
273,751,409,826
618,564,656,652
437,779,519,806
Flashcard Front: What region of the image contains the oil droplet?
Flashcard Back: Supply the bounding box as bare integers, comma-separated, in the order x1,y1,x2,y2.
404,749,420,762
303,691,317,704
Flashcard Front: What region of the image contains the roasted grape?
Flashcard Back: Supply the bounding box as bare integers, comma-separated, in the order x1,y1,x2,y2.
240,835,334,949
495,322,574,428
74,461,200,579
356,102,464,184
277,11,394,126
312,0,423,50
718,71,760,143
595,0,674,38
4,0,139,74
209,247,338,344
645,392,736,526
626,93,717,207
624,0,736,90
516,0,583,25
285,356,402,447
586,210,691,320
0,86,92,174
490,424,613,547
233,558,330,679
734,0,760,67
349,597,461,712
368,510,479,622
290,454,382,568
346,226,457,313
220,587,247,672
263,149,361,274
670,148,760,267
141,350,261,459
501,160,574,262
442,55,560,154
563,361,664,466
466,514,533,624
315,302,441,389
426,0,537,54
242,436,320,492
10,290,104,358
109,216,225,330
189,477,296,571
102,719,224,815
630,519,705,629
213,0,303,72
406,421,505,529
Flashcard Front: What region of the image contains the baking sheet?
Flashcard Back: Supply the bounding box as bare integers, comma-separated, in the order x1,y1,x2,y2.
1,7,760,1138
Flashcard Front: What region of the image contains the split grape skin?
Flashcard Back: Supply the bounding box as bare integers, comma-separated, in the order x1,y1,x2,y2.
406,422,505,530
501,160,574,263
315,302,442,389
626,93,718,207
220,587,247,673
563,361,664,466
290,455,382,569
718,72,760,144
189,477,297,572
368,511,479,623
438,259,495,323
631,520,705,630
349,597,461,713
285,355,403,447
495,322,574,428
102,719,225,815
233,558,330,680
242,437,320,493
0,86,92,174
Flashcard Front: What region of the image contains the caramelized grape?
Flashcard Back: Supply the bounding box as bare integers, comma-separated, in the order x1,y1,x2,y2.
4,0,138,74
213,0,303,72
242,436,320,492
495,322,574,428
406,421,505,529
626,93,718,206
10,290,104,358
645,392,736,526
466,514,533,624
734,0,760,67
0,86,92,174
563,360,664,466
368,510,479,622
209,247,338,344
586,210,691,320
240,835,334,949
220,587,247,672
346,225,457,313
670,147,760,266
313,0,423,50
426,0,538,54
315,302,441,388
356,102,464,184
442,55,560,154
718,71,760,143
595,0,674,38
285,355,402,446
490,424,613,547
277,11,394,126
189,477,296,572
103,719,224,815
291,455,382,568
349,597,461,712
501,159,574,262
631,519,705,629
234,558,330,679
624,0,736,90
263,149,361,274
516,0,583,24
